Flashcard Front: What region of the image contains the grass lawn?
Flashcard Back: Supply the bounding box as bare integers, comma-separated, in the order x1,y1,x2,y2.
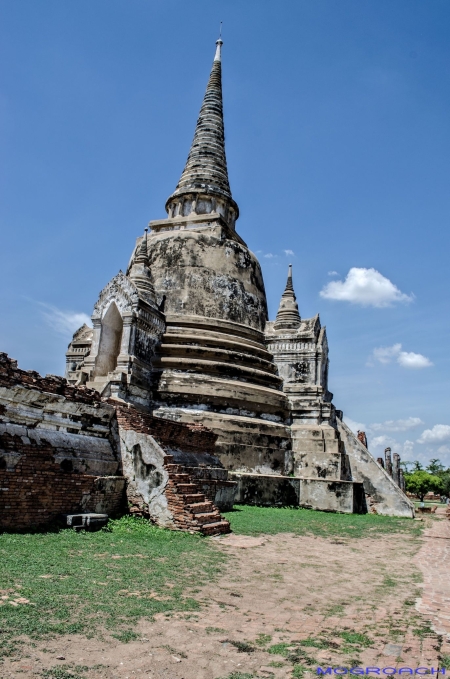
223,504,421,539
0,516,224,660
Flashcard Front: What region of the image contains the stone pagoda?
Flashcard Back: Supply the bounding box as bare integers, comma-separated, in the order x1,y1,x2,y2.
65,37,414,517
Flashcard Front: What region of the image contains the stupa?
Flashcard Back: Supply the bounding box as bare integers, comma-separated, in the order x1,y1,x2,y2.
65,37,414,517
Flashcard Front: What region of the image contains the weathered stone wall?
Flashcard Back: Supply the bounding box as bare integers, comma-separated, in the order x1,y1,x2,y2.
231,472,300,507
298,477,362,514
230,472,364,514
146,225,268,331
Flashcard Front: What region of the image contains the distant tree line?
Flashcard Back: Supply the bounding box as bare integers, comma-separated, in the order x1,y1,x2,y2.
400,459,450,501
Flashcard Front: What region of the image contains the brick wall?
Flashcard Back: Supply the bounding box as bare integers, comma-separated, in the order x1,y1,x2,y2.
113,403,218,453
0,431,125,529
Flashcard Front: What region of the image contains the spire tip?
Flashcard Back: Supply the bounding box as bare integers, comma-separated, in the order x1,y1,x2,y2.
215,23,223,61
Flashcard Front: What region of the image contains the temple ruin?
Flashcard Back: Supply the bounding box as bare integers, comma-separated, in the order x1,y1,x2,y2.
0,38,414,530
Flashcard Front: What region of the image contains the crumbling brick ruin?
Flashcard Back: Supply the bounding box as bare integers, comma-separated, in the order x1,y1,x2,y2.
0,353,232,534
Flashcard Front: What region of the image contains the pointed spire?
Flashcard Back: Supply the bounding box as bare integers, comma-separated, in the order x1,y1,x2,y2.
128,228,157,303
165,36,239,227
274,265,301,330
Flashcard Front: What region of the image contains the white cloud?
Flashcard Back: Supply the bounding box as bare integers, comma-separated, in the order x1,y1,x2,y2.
397,351,433,369
40,303,91,336
417,424,450,445
328,271,339,277
284,249,295,256
369,343,432,369
344,417,366,434
370,417,424,432
438,445,450,454
320,267,414,307
264,253,274,259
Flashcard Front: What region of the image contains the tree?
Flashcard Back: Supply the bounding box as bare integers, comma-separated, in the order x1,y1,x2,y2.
426,458,445,475
412,461,423,471
439,472,450,497
404,471,443,501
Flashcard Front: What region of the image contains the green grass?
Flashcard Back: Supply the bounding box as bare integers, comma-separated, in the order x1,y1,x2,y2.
440,654,450,670
254,633,272,647
223,505,421,539
0,516,224,659
340,631,373,648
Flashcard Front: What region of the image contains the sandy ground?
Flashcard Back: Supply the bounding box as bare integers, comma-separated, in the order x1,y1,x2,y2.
3,515,450,679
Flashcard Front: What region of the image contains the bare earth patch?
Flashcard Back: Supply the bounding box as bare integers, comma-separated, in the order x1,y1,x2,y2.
2,520,449,679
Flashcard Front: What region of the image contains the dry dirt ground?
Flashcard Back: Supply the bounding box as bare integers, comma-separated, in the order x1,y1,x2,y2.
2,512,450,679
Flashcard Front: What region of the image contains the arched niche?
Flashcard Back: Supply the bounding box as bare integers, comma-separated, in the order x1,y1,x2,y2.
95,302,123,376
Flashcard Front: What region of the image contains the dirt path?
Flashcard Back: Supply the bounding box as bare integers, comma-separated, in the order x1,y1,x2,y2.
2,525,448,679
415,507,450,657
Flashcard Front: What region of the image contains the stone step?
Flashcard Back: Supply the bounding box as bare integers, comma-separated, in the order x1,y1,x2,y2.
182,493,205,503
171,473,191,482
191,511,222,525
186,501,215,514
165,463,183,472
176,483,199,493
200,520,231,536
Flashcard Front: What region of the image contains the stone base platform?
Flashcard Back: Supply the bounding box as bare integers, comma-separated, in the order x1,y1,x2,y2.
153,407,292,475
229,472,366,514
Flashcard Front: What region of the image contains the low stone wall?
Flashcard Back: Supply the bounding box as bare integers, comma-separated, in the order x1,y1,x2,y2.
298,477,364,514
230,472,300,507
230,472,365,514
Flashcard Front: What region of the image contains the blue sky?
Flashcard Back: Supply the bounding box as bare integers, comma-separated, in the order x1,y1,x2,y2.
1,0,449,466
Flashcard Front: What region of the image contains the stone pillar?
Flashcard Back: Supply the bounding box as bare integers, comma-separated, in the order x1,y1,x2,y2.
385,447,393,477
377,457,385,469
116,313,134,373
399,469,405,492
392,453,401,487
82,318,102,377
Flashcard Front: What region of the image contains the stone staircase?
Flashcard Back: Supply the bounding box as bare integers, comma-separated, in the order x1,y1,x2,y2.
164,455,231,536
